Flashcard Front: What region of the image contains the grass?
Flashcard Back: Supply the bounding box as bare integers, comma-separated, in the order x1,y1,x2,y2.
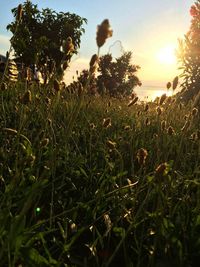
0,78,200,267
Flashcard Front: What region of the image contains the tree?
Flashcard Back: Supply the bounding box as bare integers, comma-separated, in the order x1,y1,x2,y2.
7,1,87,78
97,51,141,96
178,1,200,104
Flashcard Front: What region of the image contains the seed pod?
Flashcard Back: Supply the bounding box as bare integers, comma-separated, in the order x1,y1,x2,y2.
96,19,113,48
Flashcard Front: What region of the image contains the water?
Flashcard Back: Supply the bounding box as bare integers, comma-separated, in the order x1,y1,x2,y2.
135,84,173,101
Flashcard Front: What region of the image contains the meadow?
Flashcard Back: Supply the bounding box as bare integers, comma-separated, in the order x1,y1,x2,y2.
0,78,200,267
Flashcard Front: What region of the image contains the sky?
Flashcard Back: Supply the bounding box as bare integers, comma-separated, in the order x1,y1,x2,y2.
0,0,194,91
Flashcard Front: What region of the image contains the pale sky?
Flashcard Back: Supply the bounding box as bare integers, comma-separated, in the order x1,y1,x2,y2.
0,0,194,86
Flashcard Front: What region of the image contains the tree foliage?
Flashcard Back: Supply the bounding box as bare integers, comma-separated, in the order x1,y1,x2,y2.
7,1,87,78
97,51,141,96
178,1,200,103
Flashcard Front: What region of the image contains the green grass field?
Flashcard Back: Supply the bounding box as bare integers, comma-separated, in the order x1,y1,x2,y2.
0,80,200,267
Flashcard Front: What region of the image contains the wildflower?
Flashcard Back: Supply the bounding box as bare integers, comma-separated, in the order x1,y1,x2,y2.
167,126,175,135
156,106,162,116
102,117,111,128
166,82,171,90
136,148,148,166
192,107,198,116
96,19,113,48
159,94,167,105
172,76,179,90
128,97,138,107
21,90,32,105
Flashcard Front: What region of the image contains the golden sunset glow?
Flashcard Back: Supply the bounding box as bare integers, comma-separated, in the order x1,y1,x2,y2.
156,44,176,65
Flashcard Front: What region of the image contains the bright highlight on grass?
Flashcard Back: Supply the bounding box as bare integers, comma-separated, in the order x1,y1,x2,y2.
156,44,176,65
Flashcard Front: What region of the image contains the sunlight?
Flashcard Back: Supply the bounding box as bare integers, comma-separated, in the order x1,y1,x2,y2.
156,44,176,65
149,89,173,101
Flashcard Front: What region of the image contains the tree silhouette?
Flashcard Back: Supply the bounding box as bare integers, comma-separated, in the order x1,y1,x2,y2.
178,1,200,104
7,1,87,79
97,52,141,96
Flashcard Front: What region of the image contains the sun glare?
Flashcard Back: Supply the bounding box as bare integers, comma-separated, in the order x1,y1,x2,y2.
156,44,176,65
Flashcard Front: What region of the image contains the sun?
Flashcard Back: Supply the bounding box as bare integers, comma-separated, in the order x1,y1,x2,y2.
156,44,176,65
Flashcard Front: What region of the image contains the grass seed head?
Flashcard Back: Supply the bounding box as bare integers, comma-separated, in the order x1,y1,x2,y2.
192,107,198,116
166,82,171,90
53,79,60,92
144,104,149,112
21,90,32,105
106,140,116,150
161,120,166,131
102,117,111,128
17,4,23,21
155,162,167,177
172,76,179,90
128,97,138,107
197,130,200,140
1,82,7,91
159,94,167,105
96,19,113,48
136,148,148,165
181,120,190,132
167,126,175,135
156,106,162,116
